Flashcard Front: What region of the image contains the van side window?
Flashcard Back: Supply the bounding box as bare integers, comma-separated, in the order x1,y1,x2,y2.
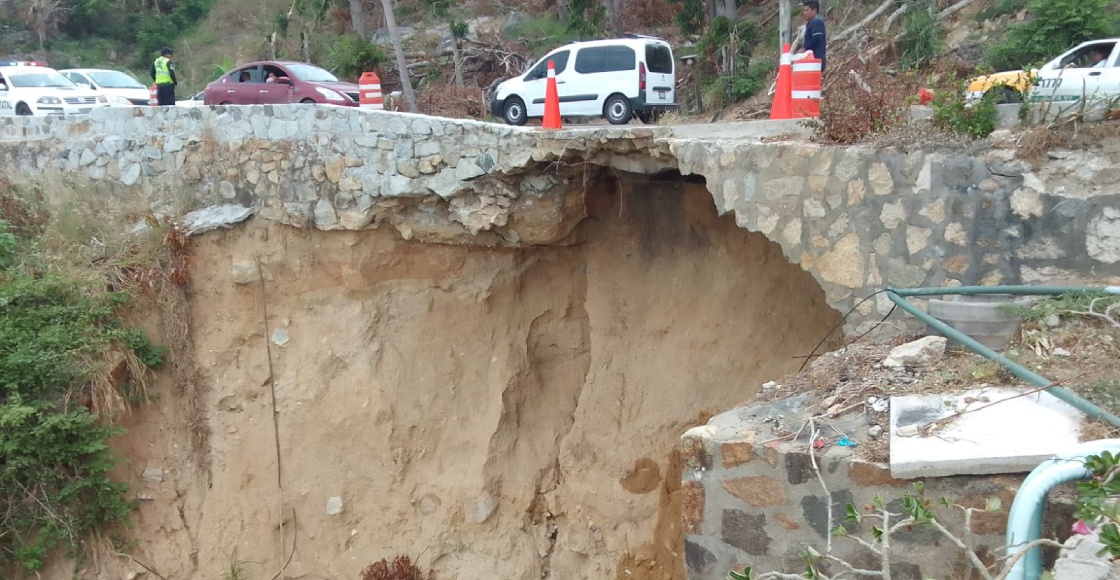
575,46,637,74
528,50,571,79
645,44,673,74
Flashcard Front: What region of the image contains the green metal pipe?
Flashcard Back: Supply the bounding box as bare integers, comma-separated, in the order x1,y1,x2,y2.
885,289,1120,428
891,285,1120,298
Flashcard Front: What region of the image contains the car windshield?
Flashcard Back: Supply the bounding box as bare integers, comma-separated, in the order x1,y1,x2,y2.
89,71,145,89
8,70,74,88
285,63,338,83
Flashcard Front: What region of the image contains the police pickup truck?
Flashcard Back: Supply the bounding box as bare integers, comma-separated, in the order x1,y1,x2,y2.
0,61,112,116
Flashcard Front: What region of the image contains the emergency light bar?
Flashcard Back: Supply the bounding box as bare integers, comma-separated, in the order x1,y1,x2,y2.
0,61,48,67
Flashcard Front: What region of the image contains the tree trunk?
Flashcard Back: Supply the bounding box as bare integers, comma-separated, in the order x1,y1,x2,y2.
600,0,621,31
715,0,736,21
452,37,464,87
380,0,417,112
778,0,791,51
349,0,365,36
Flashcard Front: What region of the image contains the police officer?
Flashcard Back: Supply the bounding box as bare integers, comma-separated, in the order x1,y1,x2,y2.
150,47,177,106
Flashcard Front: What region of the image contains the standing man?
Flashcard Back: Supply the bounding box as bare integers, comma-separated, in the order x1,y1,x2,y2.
803,1,826,72
151,47,177,106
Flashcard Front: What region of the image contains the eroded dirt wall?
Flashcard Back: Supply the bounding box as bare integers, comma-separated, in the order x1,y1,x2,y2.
111,179,840,580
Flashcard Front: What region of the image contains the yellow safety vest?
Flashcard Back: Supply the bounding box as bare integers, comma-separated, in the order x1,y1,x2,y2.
154,57,173,85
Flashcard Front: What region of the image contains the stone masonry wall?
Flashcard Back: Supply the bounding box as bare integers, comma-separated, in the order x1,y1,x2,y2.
680,393,1076,580
2,107,1119,332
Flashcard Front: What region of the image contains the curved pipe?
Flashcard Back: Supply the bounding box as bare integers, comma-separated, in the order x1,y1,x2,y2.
1005,439,1120,580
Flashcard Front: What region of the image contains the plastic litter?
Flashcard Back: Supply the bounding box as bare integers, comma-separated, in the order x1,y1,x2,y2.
837,437,858,447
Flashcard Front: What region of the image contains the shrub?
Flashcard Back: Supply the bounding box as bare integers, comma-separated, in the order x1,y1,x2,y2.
668,0,705,36
932,83,998,139
327,36,390,82
0,199,164,573
986,0,1120,71
565,0,604,39
899,3,942,70
975,0,1028,22
809,65,908,143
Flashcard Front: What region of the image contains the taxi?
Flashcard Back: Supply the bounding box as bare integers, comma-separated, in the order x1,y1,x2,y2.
0,60,111,116
967,39,1120,104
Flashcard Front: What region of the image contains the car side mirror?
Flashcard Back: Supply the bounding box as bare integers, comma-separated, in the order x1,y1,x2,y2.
276,76,291,84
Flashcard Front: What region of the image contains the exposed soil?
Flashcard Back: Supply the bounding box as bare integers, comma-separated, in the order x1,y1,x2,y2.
91,178,843,580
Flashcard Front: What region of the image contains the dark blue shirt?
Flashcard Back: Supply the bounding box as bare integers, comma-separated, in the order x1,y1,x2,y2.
805,15,826,70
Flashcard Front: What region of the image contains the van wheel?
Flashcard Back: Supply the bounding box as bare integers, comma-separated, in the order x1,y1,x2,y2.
300,98,316,104
604,94,632,125
503,97,527,126
15,103,31,116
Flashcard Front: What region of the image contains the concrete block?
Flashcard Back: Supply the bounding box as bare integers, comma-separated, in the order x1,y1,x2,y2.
890,388,1083,478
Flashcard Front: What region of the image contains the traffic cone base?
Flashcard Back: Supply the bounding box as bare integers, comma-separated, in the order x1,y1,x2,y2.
542,60,562,129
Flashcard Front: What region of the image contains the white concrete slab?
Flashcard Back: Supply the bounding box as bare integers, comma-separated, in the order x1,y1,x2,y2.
889,388,1084,479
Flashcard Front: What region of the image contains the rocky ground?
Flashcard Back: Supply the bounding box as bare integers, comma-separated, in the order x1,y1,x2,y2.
755,295,1120,463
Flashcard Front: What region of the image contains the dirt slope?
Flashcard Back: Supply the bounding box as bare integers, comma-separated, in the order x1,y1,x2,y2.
105,179,840,580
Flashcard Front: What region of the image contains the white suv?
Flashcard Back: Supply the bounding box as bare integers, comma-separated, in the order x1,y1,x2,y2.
0,61,110,116
491,36,677,125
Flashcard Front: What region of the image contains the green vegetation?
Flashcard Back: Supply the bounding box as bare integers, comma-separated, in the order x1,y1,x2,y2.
975,0,1028,22
565,0,605,39
327,36,389,82
986,0,1120,71
899,3,942,70
0,205,164,573
505,15,579,58
932,83,998,138
1076,452,1120,557
669,0,706,36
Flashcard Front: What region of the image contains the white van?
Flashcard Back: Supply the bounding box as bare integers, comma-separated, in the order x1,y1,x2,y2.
491,36,677,125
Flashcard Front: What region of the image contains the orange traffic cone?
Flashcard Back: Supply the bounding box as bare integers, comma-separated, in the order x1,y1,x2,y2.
149,84,159,106
542,60,561,129
770,44,793,120
359,71,384,110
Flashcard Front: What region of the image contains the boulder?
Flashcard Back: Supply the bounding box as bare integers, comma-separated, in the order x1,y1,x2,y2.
882,336,947,368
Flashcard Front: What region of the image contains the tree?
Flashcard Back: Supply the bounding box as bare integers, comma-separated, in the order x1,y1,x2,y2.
426,0,468,87
349,0,365,36
380,0,417,112
25,0,68,51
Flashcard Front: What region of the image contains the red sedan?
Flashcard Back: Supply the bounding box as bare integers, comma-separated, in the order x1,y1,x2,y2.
204,61,360,106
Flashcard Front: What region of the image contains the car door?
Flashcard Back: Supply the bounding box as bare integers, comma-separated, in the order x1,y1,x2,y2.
522,49,572,118
255,64,292,104
1036,41,1117,104
643,42,675,107
569,45,637,116
221,66,261,105
0,73,11,117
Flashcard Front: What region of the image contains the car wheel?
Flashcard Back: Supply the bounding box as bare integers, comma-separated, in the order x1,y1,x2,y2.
604,94,632,125
503,97,527,126
300,98,316,104
15,103,31,116
990,87,1021,105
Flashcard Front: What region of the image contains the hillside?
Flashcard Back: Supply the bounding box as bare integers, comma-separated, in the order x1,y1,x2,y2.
1,0,1118,118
